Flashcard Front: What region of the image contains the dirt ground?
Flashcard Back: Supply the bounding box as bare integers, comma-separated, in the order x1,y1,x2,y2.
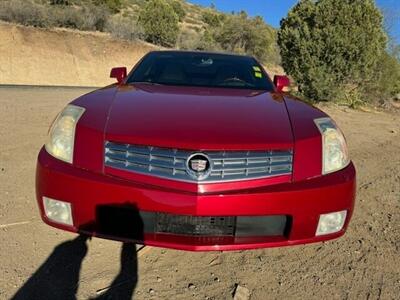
0,86,399,300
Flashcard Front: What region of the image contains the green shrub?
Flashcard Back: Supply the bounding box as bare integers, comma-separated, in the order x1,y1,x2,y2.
278,0,387,103
364,52,400,103
393,45,400,61
202,10,222,27
169,0,186,22
195,29,221,51
138,0,179,47
213,12,279,64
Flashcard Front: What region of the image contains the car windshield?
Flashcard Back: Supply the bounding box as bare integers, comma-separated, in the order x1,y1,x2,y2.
126,52,274,91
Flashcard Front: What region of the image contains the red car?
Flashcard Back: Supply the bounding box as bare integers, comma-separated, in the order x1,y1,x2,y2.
36,51,356,251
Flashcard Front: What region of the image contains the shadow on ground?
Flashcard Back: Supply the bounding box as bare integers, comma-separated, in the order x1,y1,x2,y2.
11,236,138,300
12,203,145,300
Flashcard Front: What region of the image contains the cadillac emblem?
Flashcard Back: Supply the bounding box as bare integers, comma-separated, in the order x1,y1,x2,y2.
186,153,212,180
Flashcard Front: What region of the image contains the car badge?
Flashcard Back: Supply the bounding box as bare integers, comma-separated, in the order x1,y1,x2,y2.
190,159,208,172
186,153,212,180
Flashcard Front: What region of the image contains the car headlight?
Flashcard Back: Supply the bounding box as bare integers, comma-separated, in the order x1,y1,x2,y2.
45,105,85,163
314,117,350,174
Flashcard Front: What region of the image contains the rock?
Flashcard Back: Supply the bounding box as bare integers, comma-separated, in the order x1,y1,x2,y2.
208,256,222,266
157,276,162,282
188,283,196,289
148,288,155,294
233,284,251,300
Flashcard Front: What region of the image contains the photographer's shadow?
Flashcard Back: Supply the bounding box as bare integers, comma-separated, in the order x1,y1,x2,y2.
12,204,143,300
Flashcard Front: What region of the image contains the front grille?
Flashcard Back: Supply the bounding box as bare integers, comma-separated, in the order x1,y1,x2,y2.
90,207,289,240
105,141,293,183
156,214,236,236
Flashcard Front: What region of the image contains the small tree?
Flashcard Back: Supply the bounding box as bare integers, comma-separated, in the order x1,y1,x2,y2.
278,0,387,102
214,12,278,63
170,0,186,22
138,0,179,47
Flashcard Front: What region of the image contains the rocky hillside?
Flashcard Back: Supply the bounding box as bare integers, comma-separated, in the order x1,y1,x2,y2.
0,19,283,87
0,22,158,86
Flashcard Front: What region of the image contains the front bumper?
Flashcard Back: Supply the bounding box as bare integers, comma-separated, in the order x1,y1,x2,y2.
36,148,356,251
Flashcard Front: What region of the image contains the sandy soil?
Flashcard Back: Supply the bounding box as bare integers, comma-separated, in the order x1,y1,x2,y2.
0,86,399,300
0,22,157,87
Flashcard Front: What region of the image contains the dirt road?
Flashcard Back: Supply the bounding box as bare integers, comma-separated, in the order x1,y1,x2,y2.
0,86,399,299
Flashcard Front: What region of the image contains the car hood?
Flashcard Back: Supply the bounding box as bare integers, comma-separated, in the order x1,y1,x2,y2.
104,84,294,150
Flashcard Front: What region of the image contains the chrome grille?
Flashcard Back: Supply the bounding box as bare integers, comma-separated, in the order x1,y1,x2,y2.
105,141,293,183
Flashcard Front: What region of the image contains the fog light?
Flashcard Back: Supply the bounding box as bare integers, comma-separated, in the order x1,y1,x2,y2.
316,210,347,236
43,197,73,226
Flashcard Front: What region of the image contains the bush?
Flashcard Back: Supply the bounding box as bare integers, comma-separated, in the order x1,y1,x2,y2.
0,0,109,31
195,30,221,51
177,28,221,51
138,0,179,47
169,0,186,22
105,15,143,40
93,0,122,13
49,0,70,5
364,52,400,103
49,6,85,29
201,10,223,27
0,0,49,28
213,12,279,64
176,28,200,50
49,4,109,31
278,0,387,103
81,4,109,31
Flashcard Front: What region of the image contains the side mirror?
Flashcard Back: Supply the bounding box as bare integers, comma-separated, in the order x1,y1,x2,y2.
273,75,290,92
110,67,127,84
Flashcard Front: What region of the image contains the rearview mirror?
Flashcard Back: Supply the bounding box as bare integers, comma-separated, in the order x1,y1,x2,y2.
110,67,127,84
273,75,290,92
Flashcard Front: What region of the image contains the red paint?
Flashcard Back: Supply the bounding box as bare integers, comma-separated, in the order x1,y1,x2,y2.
35,53,356,251
274,75,290,92
36,149,356,251
104,85,293,150
284,96,325,181
110,67,127,84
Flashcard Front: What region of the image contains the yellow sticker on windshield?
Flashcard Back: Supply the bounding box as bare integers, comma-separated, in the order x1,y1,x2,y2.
253,66,261,72
254,72,263,78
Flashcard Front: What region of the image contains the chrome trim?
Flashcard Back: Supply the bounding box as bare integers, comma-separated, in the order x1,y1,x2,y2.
104,141,293,183
185,152,213,181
